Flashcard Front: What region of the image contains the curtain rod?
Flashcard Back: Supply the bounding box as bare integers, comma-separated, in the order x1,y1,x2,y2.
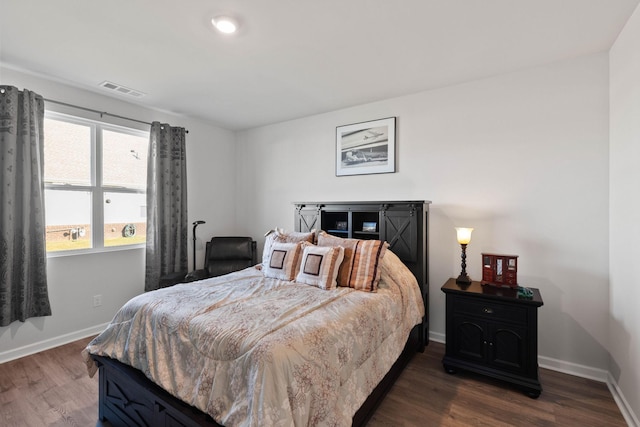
44,98,189,133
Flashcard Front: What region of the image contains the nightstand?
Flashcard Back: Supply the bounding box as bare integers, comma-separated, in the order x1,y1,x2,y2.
441,278,544,398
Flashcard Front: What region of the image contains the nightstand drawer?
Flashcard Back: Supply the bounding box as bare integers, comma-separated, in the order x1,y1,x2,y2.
454,297,527,324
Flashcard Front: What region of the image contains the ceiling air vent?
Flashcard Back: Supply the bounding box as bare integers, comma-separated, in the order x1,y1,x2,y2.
99,81,145,98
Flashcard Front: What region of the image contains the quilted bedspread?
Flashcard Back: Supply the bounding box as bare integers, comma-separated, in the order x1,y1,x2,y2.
82,250,424,426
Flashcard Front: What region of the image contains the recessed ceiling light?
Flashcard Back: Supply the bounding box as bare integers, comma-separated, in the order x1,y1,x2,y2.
212,16,238,34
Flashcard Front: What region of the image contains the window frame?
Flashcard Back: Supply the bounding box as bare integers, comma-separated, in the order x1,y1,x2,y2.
44,111,149,257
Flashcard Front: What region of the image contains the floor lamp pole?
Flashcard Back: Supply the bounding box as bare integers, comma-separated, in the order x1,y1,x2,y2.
192,220,205,271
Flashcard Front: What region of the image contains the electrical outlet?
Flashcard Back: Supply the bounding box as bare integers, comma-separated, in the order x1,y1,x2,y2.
93,295,102,307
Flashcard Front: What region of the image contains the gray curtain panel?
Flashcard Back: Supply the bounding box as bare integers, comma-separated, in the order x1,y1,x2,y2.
0,86,52,326
144,122,188,291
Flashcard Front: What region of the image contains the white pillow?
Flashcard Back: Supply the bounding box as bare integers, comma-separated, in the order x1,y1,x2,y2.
262,228,315,267
263,241,303,281
295,243,345,290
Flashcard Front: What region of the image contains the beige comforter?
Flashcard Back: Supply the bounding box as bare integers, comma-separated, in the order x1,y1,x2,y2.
82,250,424,426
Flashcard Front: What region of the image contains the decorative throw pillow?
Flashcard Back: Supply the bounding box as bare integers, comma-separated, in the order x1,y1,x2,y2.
295,243,345,290
317,231,387,292
263,241,303,281
262,228,315,267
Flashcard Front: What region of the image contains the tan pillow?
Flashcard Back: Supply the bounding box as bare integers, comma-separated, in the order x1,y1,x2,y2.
262,228,315,267
263,241,303,281
317,231,387,292
295,243,344,290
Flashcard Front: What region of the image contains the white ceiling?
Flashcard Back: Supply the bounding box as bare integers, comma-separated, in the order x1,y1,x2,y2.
1,0,638,130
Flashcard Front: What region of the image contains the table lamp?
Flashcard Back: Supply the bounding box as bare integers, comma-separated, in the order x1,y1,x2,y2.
455,227,473,285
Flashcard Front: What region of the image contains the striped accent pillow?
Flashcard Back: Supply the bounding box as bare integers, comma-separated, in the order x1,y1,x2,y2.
317,231,387,292
295,243,345,290
263,241,303,281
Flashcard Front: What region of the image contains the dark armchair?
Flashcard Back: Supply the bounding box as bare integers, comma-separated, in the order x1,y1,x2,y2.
187,236,257,281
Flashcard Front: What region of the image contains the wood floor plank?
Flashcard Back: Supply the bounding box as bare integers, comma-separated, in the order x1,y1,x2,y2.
0,338,627,426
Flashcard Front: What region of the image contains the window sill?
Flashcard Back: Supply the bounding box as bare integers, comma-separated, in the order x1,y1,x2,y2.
46,243,145,258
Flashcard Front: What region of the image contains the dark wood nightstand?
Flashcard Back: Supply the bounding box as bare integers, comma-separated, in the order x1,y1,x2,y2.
441,278,544,398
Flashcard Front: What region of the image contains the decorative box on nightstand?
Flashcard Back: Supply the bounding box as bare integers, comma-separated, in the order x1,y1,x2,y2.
441,278,544,398
481,253,518,288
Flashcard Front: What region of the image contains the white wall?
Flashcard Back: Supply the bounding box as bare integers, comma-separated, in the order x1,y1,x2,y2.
236,53,611,371
610,2,640,424
0,67,237,361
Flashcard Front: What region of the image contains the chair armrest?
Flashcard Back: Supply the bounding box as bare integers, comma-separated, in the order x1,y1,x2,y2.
184,269,209,282
158,271,188,288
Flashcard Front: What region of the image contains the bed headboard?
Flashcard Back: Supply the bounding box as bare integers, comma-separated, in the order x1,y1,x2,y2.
294,200,430,348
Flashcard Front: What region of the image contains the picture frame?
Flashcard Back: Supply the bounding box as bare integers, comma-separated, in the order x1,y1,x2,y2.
336,117,396,176
362,221,377,232
335,221,348,230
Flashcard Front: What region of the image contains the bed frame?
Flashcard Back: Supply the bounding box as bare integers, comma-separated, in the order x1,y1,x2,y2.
93,200,430,426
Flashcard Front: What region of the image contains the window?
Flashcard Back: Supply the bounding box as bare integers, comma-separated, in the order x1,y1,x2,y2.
44,112,149,253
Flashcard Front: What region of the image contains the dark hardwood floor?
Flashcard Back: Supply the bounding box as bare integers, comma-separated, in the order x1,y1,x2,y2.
0,337,627,426
369,343,626,427
0,336,98,427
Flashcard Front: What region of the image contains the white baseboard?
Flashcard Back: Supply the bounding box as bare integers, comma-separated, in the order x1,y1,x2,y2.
428,331,637,426
538,355,609,382
428,331,445,344
607,372,639,427
0,323,108,364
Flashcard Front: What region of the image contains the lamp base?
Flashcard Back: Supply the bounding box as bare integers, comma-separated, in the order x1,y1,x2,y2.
456,274,472,285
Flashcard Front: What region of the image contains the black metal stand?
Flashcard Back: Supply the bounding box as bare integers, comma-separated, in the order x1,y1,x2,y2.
185,220,205,280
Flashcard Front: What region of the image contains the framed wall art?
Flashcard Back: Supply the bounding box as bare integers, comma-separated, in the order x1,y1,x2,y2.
362,221,377,232
336,117,396,176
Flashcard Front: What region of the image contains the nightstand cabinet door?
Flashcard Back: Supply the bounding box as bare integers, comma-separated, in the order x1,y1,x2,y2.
451,317,486,363
442,279,543,398
451,315,528,373
490,324,528,373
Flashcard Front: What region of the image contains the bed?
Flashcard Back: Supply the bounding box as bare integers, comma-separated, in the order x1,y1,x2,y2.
83,202,429,426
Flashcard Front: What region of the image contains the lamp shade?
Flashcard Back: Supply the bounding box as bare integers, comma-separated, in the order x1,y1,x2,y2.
455,227,473,244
